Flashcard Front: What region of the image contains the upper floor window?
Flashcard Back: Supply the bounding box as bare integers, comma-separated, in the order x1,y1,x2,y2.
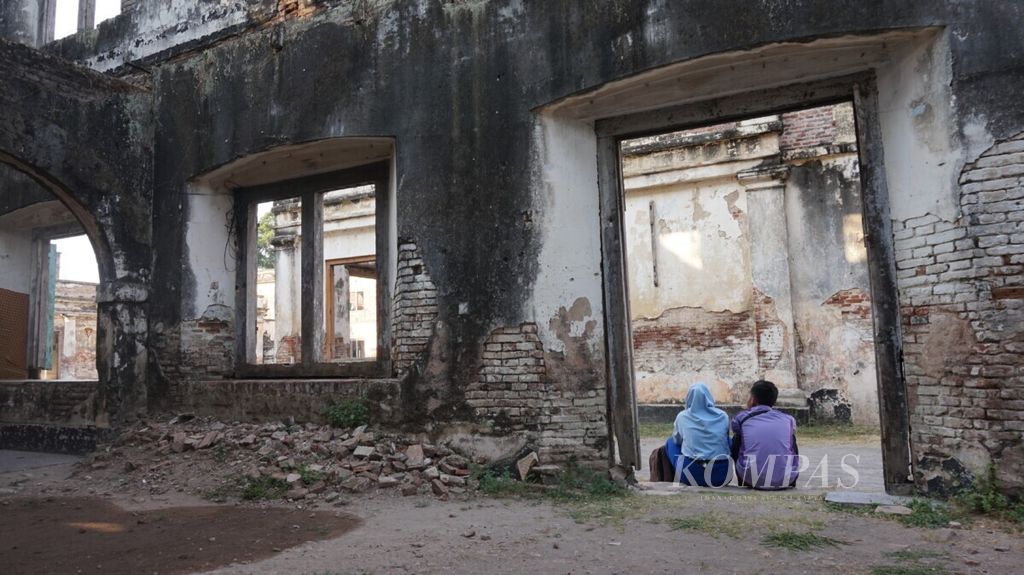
52,0,121,41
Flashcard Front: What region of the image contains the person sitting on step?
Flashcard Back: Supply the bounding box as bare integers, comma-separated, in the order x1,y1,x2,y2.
731,379,801,490
648,382,732,486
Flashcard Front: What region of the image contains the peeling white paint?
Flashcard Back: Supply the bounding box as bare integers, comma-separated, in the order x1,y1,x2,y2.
183,182,236,321
531,113,605,355
876,30,963,222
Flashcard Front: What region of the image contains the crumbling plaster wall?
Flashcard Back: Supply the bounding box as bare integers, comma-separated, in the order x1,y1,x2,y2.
0,227,33,294
152,3,1020,476
12,0,1021,483
786,153,879,426
622,125,770,405
0,39,152,424
621,111,879,424
0,167,56,295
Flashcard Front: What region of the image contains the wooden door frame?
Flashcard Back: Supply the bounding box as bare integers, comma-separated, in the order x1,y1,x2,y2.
594,72,914,494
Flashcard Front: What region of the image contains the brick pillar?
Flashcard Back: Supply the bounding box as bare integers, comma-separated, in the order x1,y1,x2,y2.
95,279,148,425
737,165,800,392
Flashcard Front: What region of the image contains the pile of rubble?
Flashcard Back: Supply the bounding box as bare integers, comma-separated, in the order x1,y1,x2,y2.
86,415,492,502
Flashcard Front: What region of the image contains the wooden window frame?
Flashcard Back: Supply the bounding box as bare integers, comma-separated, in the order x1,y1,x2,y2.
233,161,392,379
324,255,377,361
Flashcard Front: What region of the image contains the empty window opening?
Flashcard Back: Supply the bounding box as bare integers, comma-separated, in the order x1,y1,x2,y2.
237,160,390,376
323,184,378,362
618,102,885,491
53,0,79,40
253,198,302,365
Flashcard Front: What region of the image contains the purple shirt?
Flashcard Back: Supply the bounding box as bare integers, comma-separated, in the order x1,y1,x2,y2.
731,406,800,489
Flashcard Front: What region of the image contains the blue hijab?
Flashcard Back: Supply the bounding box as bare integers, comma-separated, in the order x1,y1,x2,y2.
672,383,731,460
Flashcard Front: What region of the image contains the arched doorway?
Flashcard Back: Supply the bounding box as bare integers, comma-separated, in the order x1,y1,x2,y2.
0,163,111,380
0,160,124,430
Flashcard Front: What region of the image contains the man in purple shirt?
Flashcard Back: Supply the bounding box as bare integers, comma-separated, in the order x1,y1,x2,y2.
730,380,801,489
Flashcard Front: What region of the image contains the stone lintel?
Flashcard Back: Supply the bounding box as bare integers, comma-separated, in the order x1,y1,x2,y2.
736,164,790,190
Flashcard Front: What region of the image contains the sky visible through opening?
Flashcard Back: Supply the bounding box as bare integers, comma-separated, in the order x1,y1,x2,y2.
52,235,99,283
55,0,120,40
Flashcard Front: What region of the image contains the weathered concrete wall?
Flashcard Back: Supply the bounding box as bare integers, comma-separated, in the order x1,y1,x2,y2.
2,0,1022,488
47,0,281,71
786,152,879,425
622,122,770,405
0,0,46,47
0,38,151,424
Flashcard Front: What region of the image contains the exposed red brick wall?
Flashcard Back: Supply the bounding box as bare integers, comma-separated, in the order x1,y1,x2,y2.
823,288,873,319
780,105,846,151
897,130,1024,495
466,323,607,465
752,289,786,370
632,307,757,404
392,241,439,374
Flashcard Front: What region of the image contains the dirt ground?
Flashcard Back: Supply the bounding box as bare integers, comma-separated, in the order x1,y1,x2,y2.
2,496,359,575
2,449,1022,575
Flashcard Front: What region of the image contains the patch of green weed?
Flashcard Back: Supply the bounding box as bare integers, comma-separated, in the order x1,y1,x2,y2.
548,462,627,502
241,476,289,500
325,399,369,428
666,514,744,539
761,531,844,551
638,422,674,439
797,424,880,442
899,499,953,529
474,460,632,524
299,464,325,485
956,466,1024,526
212,443,231,464
870,565,949,575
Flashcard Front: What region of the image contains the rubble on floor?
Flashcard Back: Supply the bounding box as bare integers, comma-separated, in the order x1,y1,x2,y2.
74,415,490,503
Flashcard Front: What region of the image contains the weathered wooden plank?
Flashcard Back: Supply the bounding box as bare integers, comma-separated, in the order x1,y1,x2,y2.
374,169,393,375
598,135,641,470
234,200,256,366
854,81,915,495
301,191,324,367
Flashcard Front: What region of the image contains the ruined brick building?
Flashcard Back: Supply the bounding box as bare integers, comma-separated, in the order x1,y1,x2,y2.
1,0,1022,497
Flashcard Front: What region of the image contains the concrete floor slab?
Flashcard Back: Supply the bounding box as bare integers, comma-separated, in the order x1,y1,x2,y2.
0,450,82,474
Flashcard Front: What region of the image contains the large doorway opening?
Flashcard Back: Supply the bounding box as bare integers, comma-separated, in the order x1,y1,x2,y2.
596,74,913,494
618,102,885,491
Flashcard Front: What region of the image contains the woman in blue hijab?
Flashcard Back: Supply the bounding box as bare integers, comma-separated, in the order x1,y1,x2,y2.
663,382,732,487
